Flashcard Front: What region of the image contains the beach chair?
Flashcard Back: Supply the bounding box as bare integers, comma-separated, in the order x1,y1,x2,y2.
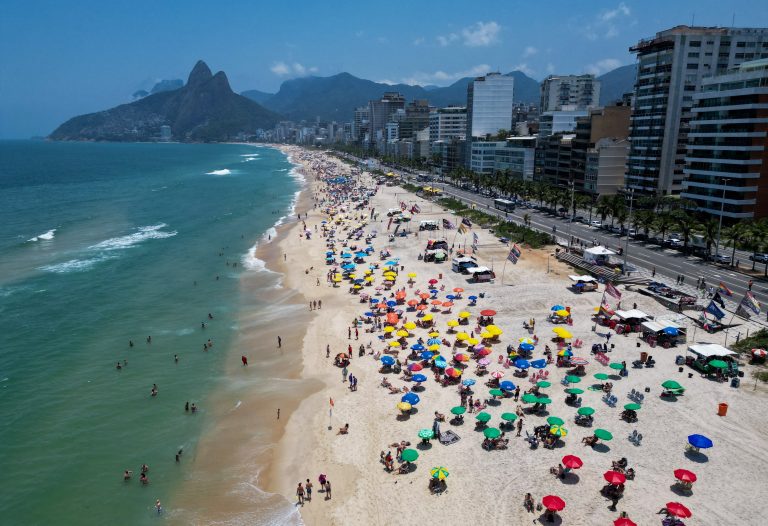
541,370,549,379
628,388,637,399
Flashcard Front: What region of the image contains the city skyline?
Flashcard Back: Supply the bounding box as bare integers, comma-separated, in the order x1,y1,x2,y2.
2,0,768,138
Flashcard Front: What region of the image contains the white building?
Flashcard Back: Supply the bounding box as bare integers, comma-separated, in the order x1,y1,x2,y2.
540,74,601,112
466,73,515,139
539,106,589,137
585,138,630,195
429,106,467,143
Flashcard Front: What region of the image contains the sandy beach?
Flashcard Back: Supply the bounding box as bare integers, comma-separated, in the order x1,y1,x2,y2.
257,146,768,526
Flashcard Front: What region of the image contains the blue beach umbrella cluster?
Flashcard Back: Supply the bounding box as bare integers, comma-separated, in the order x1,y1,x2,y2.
411,374,427,383
402,392,420,405
688,434,713,449
514,359,530,369
500,380,516,391
381,355,396,366
530,359,547,369
520,343,535,352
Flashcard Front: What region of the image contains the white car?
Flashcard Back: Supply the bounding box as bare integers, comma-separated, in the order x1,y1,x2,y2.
590,220,602,227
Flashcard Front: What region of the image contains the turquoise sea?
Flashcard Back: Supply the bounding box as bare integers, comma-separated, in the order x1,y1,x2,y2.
0,141,300,524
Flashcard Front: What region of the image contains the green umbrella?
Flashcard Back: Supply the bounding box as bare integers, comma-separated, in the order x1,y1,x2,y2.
537,397,552,405
400,448,419,462
489,388,504,397
593,428,613,441
521,393,539,403
709,359,728,369
565,375,582,384
483,427,501,439
501,412,518,422
565,388,584,394
475,411,492,422
549,425,568,437
594,373,609,381
537,381,552,388
450,405,467,415
624,403,641,411
418,428,435,439
547,416,565,426
577,406,595,416
609,362,625,371
662,380,683,390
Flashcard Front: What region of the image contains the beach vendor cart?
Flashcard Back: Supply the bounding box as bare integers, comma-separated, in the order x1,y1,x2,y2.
686,343,739,380
612,309,649,334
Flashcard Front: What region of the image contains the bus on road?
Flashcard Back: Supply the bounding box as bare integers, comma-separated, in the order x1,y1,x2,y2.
493,198,515,212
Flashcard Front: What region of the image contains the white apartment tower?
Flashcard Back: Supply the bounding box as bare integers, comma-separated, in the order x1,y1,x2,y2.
540,74,601,112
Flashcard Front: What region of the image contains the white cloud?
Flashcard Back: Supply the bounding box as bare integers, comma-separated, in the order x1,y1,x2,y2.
579,3,633,40
270,61,317,77
512,63,536,77
400,64,492,86
584,58,622,75
522,46,538,58
413,37,425,46
377,79,397,85
546,63,556,74
437,33,459,47
462,21,501,47
599,2,631,22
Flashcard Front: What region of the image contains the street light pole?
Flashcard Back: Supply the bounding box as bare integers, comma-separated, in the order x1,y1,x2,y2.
567,180,575,251
623,188,634,275
714,177,730,258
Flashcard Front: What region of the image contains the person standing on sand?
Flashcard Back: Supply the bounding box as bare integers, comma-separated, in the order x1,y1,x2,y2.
516,417,524,437
325,479,332,499
305,479,313,501
326,344,330,358
296,482,305,505
278,336,282,348
342,366,348,383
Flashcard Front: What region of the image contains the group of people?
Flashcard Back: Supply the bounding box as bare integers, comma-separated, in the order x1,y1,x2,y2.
296,475,332,505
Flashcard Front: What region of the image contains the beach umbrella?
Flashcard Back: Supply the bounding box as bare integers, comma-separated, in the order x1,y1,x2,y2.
407,299,419,307
490,371,505,379
428,345,441,353
514,359,530,369
663,326,679,336
614,519,637,526
480,309,497,316
420,351,434,360
447,320,459,327
520,343,535,352
431,299,443,306
411,374,427,383
396,330,410,338
386,313,399,325
486,325,503,336
752,348,767,358
542,495,565,512
445,367,462,378
402,393,420,405
570,357,589,366
408,363,423,372
458,311,471,319
552,328,573,339
665,502,692,519
411,343,425,351
594,373,609,381
428,331,440,338
555,309,570,317
403,322,417,330
383,326,395,333
608,362,625,371
537,381,552,388
386,300,397,307
500,380,516,391
355,251,367,258
489,388,504,397
537,397,552,405
428,278,439,285
466,337,479,346
434,359,447,369
594,429,613,441
484,427,501,439
381,355,395,366
397,402,412,412
604,471,626,485
624,403,641,411
662,380,683,390
385,260,398,266
456,332,469,341
531,359,547,369
454,353,470,362
427,338,442,346
708,359,728,369
476,348,492,356
674,469,697,483
419,292,431,299
400,449,419,463
688,434,713,449
475,412,492,423
557,349,573,357
407,272,417,278
519,337,535,345
577,406,595,416
549,425,567,437
562,455,583,469
462,378,476,386
389,341,401,348
450,405,467,415
481,331,494,339
468,295,477,301
565,388,584,394
422,314,434,322
446,294,456,300
551,305,565,311
547,416,565,426
565,375,581,384
501,412,518,422
522,393,539,404
418,428,435,440
430,466,449,480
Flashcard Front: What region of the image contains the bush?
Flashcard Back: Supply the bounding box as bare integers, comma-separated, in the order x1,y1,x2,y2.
731,329,768,355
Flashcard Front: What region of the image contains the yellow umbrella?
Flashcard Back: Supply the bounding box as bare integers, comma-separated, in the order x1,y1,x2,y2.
481,331,494,339
407,272,417,278
333,276,342,283
364,269,373,275
403,322,417,330
396,330,410,338
397,402,412,411
353,285,362,289
422,314,434,322
553,328,573,339
485,325,502,335
456,332,469,341
467,338,479,346
383,326,394,333
348,274,357,279
555,309,569,317
447,320,459,327
458,311,471,319
428,331,440,338
428,344,441,351
365,276,374,282
389,340,401,347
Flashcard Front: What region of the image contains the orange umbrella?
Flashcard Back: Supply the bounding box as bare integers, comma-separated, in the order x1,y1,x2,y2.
419,292,430,299
377,303,389,310
395,290,406,300
386,313,399,325
407,299,419,307
442,301,454,307
453,287,464,293
431,299,443,305
416,304,428,311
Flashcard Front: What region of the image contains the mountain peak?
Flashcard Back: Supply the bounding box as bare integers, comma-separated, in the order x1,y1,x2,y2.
210,71,232,93
187,60,213,87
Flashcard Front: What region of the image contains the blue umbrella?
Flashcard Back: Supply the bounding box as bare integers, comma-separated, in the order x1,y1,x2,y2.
468,295,477,301
560,349,573,357
381,355,395,366
434,359,448,369
354,279,364,284
520,343,535,352
446,294,456,300
325,257,334,261
411,374,427,383
663,327,679,336
427,338,442,346
411,343,425,351
341,264,355,270
370,298,380,303
355,251,367,258
551,305,565,311
364,311,376,317
688,434,713,449
500,380,516,391
420,351,434,360
462,378,476,386
325,251,334,256
342,253,352,259
401,392,420,405
530,359,547,369
514,359,530,370
385,260,398,266
386,300,397,307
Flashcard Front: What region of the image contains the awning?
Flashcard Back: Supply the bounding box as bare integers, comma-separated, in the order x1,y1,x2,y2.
615,309,649,320
466,266,491,274
584,246,615,256
687,343,736,358
569,275,597,283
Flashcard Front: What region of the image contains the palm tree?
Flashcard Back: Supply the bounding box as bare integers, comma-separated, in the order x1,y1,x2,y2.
674,212,698,253
523,213,531,226
654,213,674,243
636,211,655,239
616,208,629,233
608,195,626,228
698,217,720,259
595,197,611,225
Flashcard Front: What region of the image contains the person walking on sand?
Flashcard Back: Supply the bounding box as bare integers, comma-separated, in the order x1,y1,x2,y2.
325,479,332,499
305,479,313,501
326,344,330,358
516,417,524,437
277,336,282,348
296,482,305,505
342,366,348,383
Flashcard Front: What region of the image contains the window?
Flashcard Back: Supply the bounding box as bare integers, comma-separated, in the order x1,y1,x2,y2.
687,63,699,70
736,41,746,48
706,40,714,45
719,52,729,58
705,52,713,57
746,42,756,48
688,52,700,58
690,41,701,47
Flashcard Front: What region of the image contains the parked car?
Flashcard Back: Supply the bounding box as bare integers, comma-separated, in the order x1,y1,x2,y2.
590,220,602,227
749,253,768,263
647,236,661,245
712,253,732,264
572,215,585,223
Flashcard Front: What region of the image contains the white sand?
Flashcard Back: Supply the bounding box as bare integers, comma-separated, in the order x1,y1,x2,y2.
269,147,768,526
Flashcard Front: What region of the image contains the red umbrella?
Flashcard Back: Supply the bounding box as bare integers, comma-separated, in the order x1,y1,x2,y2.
480,309,497,316
603,471,626,485
561,455,583,469
476,348,492,356
665,502,692,518
408,363,423,372
673,469,697,483
431,299,443,305
429,279,438,285
614,518,637,526
542,495,565,511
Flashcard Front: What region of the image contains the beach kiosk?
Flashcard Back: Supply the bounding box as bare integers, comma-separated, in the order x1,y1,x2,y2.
583,246,615,266
641,319,685,348
613,309,649,334
686,343,739,377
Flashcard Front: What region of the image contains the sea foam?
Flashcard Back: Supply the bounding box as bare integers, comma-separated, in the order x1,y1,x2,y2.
207,169,232,176
28,229,56,242
88,223,177,251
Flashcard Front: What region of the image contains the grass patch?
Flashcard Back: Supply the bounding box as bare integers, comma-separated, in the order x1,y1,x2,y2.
753,371,768,383
731,329,768,355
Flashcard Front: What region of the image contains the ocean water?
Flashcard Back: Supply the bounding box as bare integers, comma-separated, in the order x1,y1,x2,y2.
0,141,299,524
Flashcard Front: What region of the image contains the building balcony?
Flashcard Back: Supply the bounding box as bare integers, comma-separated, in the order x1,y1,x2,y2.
684,156,762,165
682,167,761,179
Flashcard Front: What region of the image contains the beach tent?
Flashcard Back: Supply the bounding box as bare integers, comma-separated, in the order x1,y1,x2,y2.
614,309,649,321
687,343,736,359
583,246,615,265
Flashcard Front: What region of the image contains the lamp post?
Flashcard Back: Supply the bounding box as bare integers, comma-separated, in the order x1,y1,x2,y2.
622,188,635,275
714,177,730,259
567,180,575,251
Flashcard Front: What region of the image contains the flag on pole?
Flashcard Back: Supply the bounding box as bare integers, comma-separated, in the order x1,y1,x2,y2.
412,204,421,213
712,292,726,309
511,244,521,258
462,217,473,228
705,301,726,320
743,291,761,315
442,219,454,229
506,249,518,264
473,232,479,244
718,282,733,296
458,222,468,234
735,304,752,319
605,281,622,300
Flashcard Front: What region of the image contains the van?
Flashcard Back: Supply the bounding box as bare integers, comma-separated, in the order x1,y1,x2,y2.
419,220,439,231
466,266,493,282
452,256,478,273
387,208,402,217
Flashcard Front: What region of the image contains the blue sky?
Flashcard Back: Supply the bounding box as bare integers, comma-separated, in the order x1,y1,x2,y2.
1,0,767,138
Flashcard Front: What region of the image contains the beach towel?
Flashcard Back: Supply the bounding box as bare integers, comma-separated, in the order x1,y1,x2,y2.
439,430,461,445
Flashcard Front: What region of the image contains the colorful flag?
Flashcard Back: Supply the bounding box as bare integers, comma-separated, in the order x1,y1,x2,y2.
506,249,518,264
511,244,521,258
412,204,421,213
743,291,761,315
735,305,752,319
705,301,725,320
605,281,622,300
458,222,468,234
712,292,726,309
462,217,473,227
442,219,454,229
718,282,733,296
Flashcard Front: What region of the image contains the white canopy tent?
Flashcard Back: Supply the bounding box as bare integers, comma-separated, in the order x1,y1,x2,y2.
615,309,649,320
583,246,616,265
687,343,736,358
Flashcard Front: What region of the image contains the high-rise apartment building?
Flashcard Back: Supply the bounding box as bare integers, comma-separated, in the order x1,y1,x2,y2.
571,105,631,195
429,106,467,143
352,106,369,142
681,59,768,220
368,92,405,140
540,74,601,112
398,99,432,140
466,73,515,139
626,25,768,195
538,107,589,137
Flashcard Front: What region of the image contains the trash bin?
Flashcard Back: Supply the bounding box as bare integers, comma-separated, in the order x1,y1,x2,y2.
731,378,740,388
678,367,684,373
641,352,648,362
718,403,728,416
